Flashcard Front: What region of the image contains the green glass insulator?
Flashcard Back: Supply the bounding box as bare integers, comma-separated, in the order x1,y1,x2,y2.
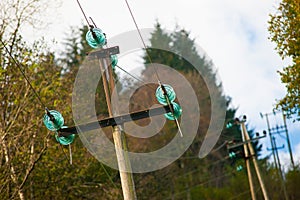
236,165,243,171
55,127,75,145
86,28,106,49
43,110,64,131
229,152,236,159
155,84,176,105
164,102,182,120
110,54,118,69
226,122,233,129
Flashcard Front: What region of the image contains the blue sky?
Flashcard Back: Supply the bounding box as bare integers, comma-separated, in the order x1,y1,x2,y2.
22,0,299,168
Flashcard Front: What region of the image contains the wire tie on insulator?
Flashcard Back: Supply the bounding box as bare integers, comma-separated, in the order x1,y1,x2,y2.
45,107,55,122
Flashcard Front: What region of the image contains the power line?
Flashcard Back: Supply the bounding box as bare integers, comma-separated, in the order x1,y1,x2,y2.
123,0,157,79
76,0,92,27
122,0,183,137
1,30,79,167
165,171,235,200
0,38,47,109
99,163,119,190
115,64,156,91
210,140,228,153
261,111,295,168
229,187,262,200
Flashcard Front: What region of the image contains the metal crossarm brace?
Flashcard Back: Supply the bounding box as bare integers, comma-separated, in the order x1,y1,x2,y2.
227,135,266,150
88,46,120,58
58,105,171,136
269,127,286,134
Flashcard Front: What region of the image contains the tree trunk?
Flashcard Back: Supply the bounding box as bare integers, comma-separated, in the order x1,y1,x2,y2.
1,138,25,200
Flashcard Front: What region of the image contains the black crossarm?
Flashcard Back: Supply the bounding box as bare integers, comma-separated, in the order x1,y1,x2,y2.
58,105,171,136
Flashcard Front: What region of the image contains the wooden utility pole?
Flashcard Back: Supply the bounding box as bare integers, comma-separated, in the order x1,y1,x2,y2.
99,54,137,200
264,114,279,170
241,120,269,200
59,47,179,200
261,111,294,169
241,126,256,200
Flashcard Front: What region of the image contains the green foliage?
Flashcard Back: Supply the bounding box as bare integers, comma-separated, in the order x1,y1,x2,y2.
132,22,263,199
268,0,300,119
286,166,300,199
0,36,67,199
2,14,298,198
0,21,122,199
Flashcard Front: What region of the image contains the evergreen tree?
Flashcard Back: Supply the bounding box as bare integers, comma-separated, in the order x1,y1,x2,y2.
132,22,262,199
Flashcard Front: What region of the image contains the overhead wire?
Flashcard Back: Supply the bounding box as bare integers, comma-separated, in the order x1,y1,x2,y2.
112,65,156,109
123,0,157,78
71,2,263,199
99,163,119,190
75,0,184,137
114,64,186,137
75,0,139,188
1,1,224,193
210,140,229,153
39,57,76,164
122,0,183,137
229,190,251,200
174,156,232,179
0,38,47,109
74,1,153,129
76,0,92,27
1,31,78,165
89,17,98,28
59,142,71,164
141,137,245,187
164,170,236,200
115,64,156,91
0,37,58,124
89,127,230,161
229,186,261,200
136,144,234,187
278,133,287,140
103,58,160,116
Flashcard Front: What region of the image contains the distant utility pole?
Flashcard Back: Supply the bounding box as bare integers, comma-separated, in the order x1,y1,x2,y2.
261,113,278,169
261,111,295,169
267,137,289,200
